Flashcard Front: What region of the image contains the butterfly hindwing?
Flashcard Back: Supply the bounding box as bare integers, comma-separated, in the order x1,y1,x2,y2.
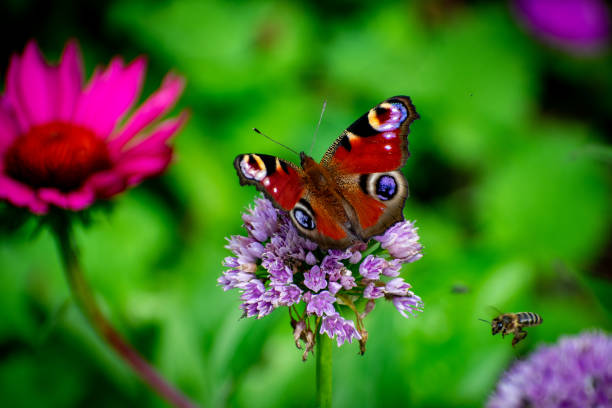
293,191,360,249
321,96,418,238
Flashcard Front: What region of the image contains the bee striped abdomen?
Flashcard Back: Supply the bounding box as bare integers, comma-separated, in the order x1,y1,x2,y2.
517,312,542,327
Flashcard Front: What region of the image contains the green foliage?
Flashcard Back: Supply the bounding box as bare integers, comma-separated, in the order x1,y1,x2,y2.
1,1,611,407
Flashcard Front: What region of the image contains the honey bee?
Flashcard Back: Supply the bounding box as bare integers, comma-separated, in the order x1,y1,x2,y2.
480,312,543,346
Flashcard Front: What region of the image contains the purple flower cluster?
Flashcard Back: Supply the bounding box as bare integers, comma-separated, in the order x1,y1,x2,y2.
487,331,612,408
220,195,424,358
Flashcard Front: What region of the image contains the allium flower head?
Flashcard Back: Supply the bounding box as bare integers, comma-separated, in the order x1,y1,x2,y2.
0,40,187,214
220,195,425,359
488,331,612,408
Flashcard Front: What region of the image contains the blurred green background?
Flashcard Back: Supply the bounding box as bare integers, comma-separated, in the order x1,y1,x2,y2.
1,0,611,407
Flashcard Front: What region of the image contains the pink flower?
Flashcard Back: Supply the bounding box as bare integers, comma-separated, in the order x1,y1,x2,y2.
0,40,187,214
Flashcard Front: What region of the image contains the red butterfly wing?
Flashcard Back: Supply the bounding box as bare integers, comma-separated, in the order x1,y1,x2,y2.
321,96,419,238
234,154,304,210
235,153,358,249
321,96,418,173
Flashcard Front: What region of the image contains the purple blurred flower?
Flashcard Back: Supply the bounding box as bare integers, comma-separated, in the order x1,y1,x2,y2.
514,0,610,55
220,195,425,358
375,220,423,262
488,331,612,408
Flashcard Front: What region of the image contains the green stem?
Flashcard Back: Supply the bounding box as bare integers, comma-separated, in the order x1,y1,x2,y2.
316,331,333,408
52,218,197,408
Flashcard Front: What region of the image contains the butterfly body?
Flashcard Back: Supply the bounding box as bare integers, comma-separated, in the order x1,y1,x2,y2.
235,96,419,249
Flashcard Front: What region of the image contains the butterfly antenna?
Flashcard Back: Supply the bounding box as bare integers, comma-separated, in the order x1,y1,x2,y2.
253,128,299,157
309,99,327,156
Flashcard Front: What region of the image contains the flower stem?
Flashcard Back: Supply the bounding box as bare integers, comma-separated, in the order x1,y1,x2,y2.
316,331,333,408
52,217,197,408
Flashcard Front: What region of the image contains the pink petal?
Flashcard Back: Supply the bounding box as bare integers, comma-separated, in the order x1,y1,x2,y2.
38,187,95,211
109,73,185,152
86,170,127,198
5,54,30,132
0,99,20,155
0,174,48,214
113,113,187,185
123,111,188,155
73,57,146,138
17,41,56,126
57,40,84,121
119,154,172,185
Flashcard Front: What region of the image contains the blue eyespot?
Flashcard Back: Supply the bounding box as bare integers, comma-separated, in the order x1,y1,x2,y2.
376,175,397,201
294,208,315,230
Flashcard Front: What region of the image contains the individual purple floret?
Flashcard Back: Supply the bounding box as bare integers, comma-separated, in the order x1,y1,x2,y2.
364,283,384,299
320,314,362,346
374,220,423,262
242,196,280,242
220,195,425,358
304,265,327,292
385,278,411,296
241,280,265,304
226,236,265,264
306,291,337,316
487,331,612,408
393,294,424,318
359,255,386,280
276,284,302,306
382,259,402,277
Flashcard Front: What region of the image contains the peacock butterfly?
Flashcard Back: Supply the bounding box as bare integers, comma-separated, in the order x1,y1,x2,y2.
234,96,419,250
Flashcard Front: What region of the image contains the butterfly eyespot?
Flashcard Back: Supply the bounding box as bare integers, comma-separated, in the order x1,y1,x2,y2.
240,154,267,181
368,102,408,132
293,208,315,230
375,175,397,201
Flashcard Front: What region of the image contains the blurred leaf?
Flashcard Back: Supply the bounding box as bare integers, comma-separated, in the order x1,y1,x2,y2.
475,126,611,264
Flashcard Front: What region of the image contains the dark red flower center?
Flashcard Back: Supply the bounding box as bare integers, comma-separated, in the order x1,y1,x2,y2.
5,122,111,192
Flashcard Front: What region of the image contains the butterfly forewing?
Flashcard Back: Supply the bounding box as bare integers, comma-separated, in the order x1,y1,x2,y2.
234,153,304,210
320,96,418,239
